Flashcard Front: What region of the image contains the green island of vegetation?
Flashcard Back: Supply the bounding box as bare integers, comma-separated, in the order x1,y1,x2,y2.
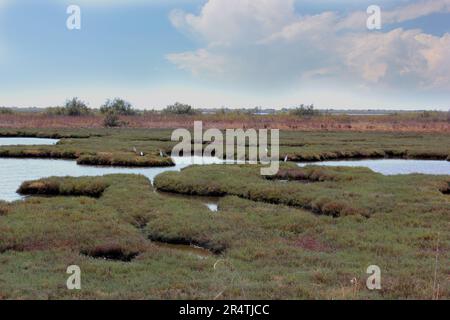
0,125,448,299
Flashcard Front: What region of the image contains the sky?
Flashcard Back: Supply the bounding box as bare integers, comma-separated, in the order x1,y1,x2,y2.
0,0,449,110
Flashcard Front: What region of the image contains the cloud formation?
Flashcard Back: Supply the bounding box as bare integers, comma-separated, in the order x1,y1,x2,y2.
167,0,450,91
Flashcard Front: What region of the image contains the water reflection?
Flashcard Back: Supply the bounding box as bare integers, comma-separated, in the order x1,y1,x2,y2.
0,137,59,146
298,159,450,176
0,156,228,202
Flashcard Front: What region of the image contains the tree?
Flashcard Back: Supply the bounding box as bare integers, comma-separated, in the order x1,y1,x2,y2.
290,104,317,117
45,98,90,116
64,97,90,116
163,102,198,115
0,107,13,114
100,98,136,116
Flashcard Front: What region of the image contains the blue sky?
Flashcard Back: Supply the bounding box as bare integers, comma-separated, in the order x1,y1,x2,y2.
0,0,449,109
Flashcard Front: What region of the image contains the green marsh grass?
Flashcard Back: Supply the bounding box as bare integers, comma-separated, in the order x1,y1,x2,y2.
0,166,448,299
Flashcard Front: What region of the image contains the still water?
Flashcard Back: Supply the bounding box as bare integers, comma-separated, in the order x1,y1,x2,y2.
0,155,229,202
0,137,59,146
298,159,450,176
2,138,450,202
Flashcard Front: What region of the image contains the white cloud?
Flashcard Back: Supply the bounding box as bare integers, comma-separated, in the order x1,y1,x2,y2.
167,49,227,75
170,0,297,45
384,0,450,23
167,0,450,91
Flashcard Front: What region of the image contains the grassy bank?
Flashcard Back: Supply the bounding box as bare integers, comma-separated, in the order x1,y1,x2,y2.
0,128,175,167
1,129,450,165
18,177,109,198
154,164,450,218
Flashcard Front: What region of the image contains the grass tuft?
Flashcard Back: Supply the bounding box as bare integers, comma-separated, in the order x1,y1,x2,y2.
18,177,109,198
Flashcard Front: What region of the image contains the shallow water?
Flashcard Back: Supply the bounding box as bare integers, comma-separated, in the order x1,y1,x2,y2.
298,159,450,176
0,155,229,202
205,203,219,212
2,138,450,201
0,137,59,146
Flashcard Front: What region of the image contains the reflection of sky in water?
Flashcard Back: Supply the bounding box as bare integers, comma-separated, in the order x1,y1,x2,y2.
0,156,229,202
298,159,450,176
2,139,449,202
0,138,59,146
205,203,218,212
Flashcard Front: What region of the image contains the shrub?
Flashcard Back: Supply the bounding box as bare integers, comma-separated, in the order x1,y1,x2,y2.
290,104,317,117
103,112,122,127
0,107,13,114
45,98,91,116
100,98,136,116
163,102,198,115
44,107,66,116
64,97,91,116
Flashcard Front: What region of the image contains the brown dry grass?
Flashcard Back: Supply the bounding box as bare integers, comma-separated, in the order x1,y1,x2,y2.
1,113,449,132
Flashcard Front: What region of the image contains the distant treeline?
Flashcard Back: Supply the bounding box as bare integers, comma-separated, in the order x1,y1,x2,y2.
42,98,199,117
1,99,449,127
4,98,324,118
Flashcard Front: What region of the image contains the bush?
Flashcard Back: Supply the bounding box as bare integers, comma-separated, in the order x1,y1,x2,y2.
45,98,91,116
103,112,122,127
163,102,198,115
0,107,13,114
44,107,65,116
290,104,317,117
100,98,136,116
64,97,91,116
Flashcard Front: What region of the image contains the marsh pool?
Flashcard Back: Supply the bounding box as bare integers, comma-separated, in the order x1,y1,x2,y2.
297,159,450,176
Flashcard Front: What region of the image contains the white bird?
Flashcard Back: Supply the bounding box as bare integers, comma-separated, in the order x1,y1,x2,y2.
140,152,144,157
284,155,288,162
159,150,164,157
